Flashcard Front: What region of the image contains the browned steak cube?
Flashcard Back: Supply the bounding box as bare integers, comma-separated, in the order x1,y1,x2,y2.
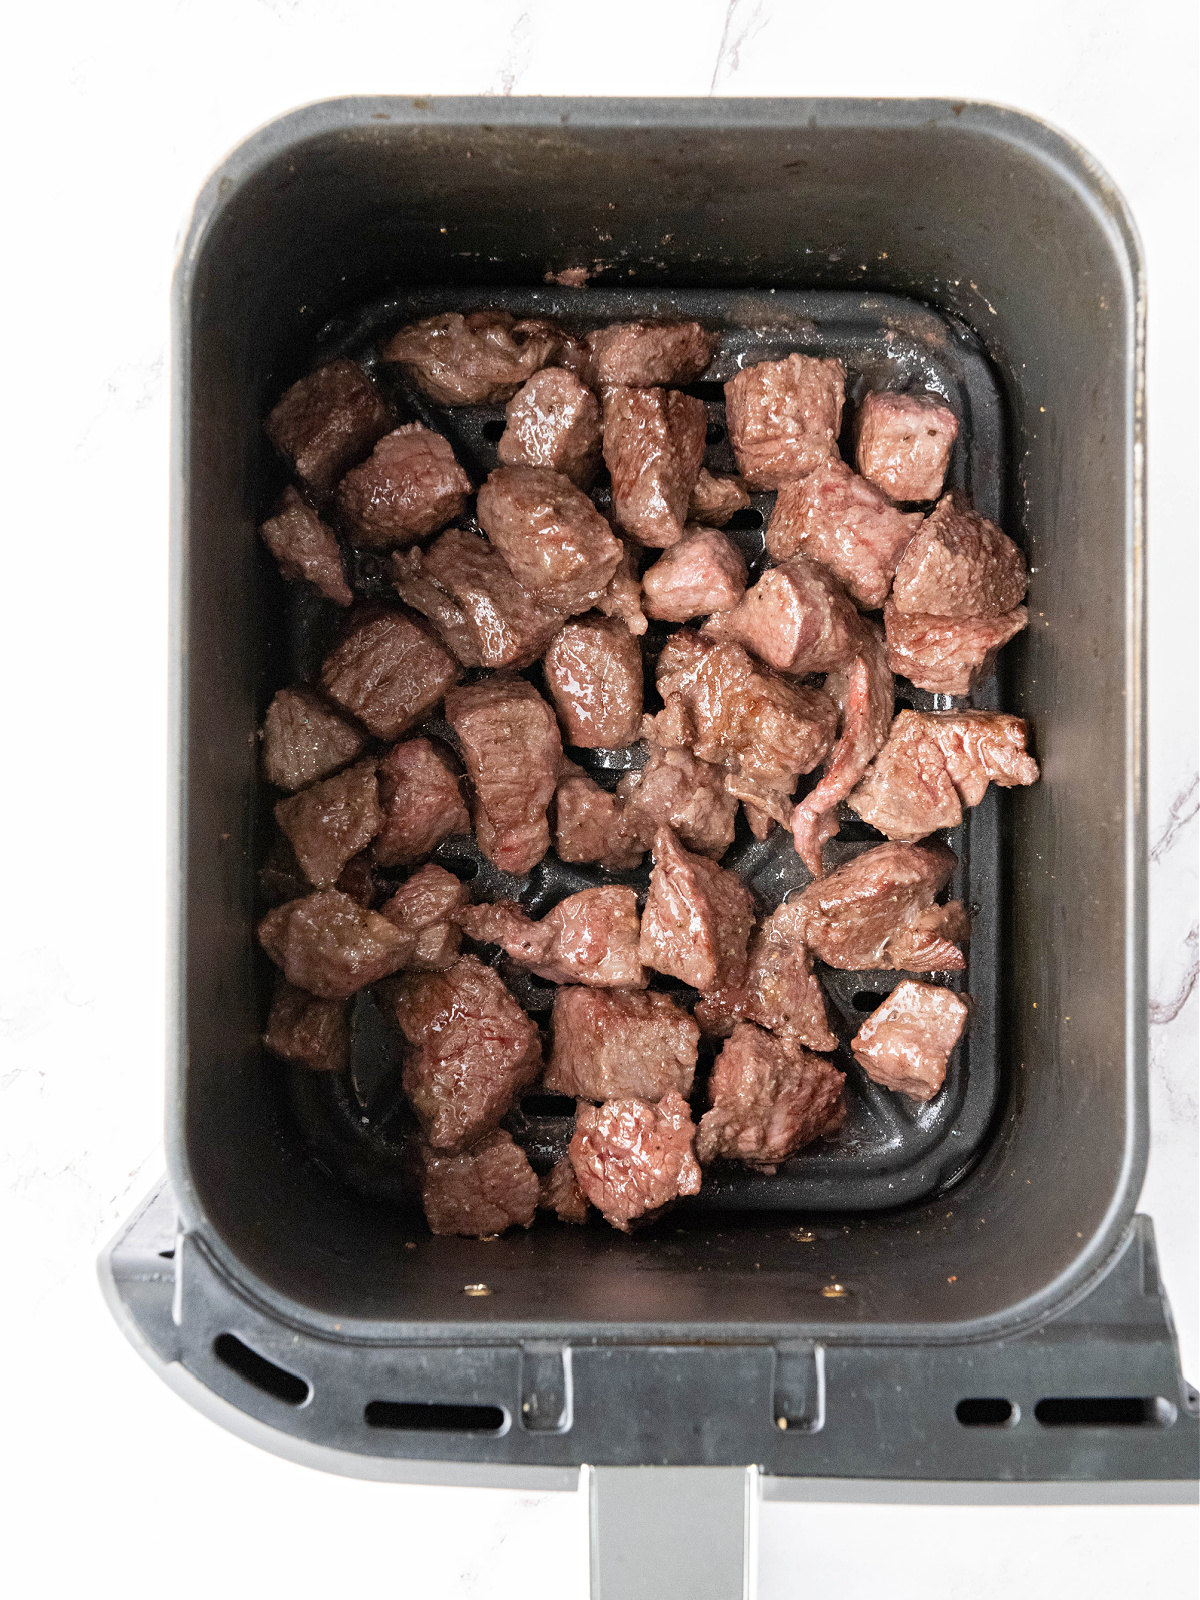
603,386,707,548
274,760,382,888
641,526,747,622
890,492,1028,618
585,320,719,387
702,554,860,676
616,746,738,859
639,826,754,991
373,737,469,867
264,359,391,494
693,900,836,1052
543,615,644,748
259,487,353,607
456,885,644,988
688,468,752,527
856,391,960,503
258,889,413,998
545,987,699,1102
884,601,1028,695
381,310,571,405
260,686,366,793
417,1130,540,1237
594,537,649,636
319,609,461,740
263,979,350,1073
851,979,969,1101
498,367,603,488
570,1092,701,1232
445,677,562,875
695,1023,845,1170
796,842,970,972
477,464,621,612
379,863,468,970
725,355,846,489
539,1156,591,1224
334,424,472,550
383,954,542,1150
553,763,644,869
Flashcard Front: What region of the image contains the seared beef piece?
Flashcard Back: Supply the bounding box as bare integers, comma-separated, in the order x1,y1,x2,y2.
585,319,719,387
695,1023,845,1170
379,864,468,970
477,465,621,613
796,842,970,972
543,615,644,748
374,737,470,868
392,528,565,670
725,354,846,490
616,746,738,859
852,979,968,1102
498,367,603,488
792,620,894,875
884,601,1028,695
335,851,380,907
259,889,412,998
765,458,924,609
554,762,644,869
594,537,649,636
569,1092,701,1232
639,826,754,991
545,986,699,1102
693,900,836,1052
456,885,644,988
263,979,350,1073
260,686,366,793
417,1130,540,1237
855,391,959,504
381,310,572,405
848,710,1040,842
702,554,860,675
539,1156,591,1224
602,386,707,548
445,677,562,875
688,468,752,527
641,526,747,622
259,488,353,608
890,492,1027,618
264,359,391,494
382,954,542,1150
334,425,472,550
319,609,461,741
274,760,382,889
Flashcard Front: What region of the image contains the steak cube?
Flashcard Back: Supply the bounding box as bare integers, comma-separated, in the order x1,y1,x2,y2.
890,492,1028,618
603,386,707,547
639,826,754,991
264,358,391,493
374,737,470,868
693,900,836,1053
883,601,1028,695
260,686,366,793
616,746,738,859
543,615,644,748
417,1130,540,1237
445,677,562,875
702,554,860,675
554,763,644,869
796,842,970,972
569,1092,701,1232
319,609,461,740
585,319,719,387
851,979,969,1101
855,391,959,503
545,987,699,1102
594,537,649,637
334,424,472,550
688,468,752,527
379,864,468,970
456,885,644,988
725,354,846,489
641,526,747,622
539,1157,591,1224
259,487,353,607
258,890,412,998
274,760,382,888
263,979,350,1073
498,367,603,488
477,464,621,613
695,1023,845,1170
381,310,572,404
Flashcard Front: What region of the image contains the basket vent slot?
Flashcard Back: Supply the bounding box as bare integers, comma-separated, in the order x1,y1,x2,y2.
364,1401,506,1433
213,1334,310,1406
1034,1396,1176,1428
956,1397,1016,1427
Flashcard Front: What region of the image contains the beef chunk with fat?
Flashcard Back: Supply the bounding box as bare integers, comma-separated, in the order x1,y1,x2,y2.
263,979,350,1073
259,488,353,607
264,359,391,494
553,762,644,869
569,1092,702,1232
319,609,461,740
702,554,860,676
688,469,751,527
260,686,366,793
855,391,959,504
445,677,562,875
594,537,649,636
796,842,970,972
851,979,968,1101
616,746,737,859
883,601,1028,696
274,760,382,888
456,885,644,988
379,864,468,970
695,1023,845,1170
890,492,1027,618
374,737,470,868
545,986,699,1103
724,354,845,489
585,319,719,387
641,526,747,622
334,425,472,550
543,615,644,748
416,1130,540,1237
498,367,602,488
477,464,621,613
639,826,754,991
381,310,573,404
694,901,836,1052
602,386,707,548
539,1157,590,1224
258,889,413,998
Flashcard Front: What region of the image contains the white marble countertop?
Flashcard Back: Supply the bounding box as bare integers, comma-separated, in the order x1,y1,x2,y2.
3,1,1195,1594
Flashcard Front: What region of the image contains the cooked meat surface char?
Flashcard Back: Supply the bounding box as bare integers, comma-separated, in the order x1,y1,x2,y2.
539,1156,591,1224
379,863,468,970
616,745,738,859
274,760,382,889
259,889,413,998
891,491,1027,618
264,358,391,494
263,979,350,1072
695,1023,845,1170
688,468,751,527
796,842,970,972
259,487,354,607
456,885,644,988
694,900,836,1052
382,310,572,405
445,677,563,875
542,615,644,748
638,826,755,991
569,1092,702,1232
319,610,461,741
602,386,707,547
261,686,366,793
724,354,846,489
498,367,603,487
477,464,622,613
545,986,699,1102
883,601,1028,695
595,537,649,636
702,554,860,675
585,319,719,387
851,979,969,1101
856,391,960,504
641,526,747,622
553,762,644,868
417,1130,540,1237
334,424,472,550
373,737,470,867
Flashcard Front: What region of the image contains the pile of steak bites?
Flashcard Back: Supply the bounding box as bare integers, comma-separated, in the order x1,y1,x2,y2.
256,310,1038,1238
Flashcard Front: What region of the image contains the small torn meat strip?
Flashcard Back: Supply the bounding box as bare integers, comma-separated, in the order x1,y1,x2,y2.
374,737,469,868
260,686,365,793
545,986,699,1102
585,319,719,387
264,358,391,494
259,488,353,607
796,842,970,972
594,537,648,636
569,1092,701,1232
847,710,1040,842
855,391,960,504
477,464,621,613
765,458,924,609
602,386,707,548
852,979,968,1102
334,424,472,550
417,1130,540,1238
263,979,350,1073
498,367,602,488
724,354,846,490
883,601,1028,696
890,491,1027,618
274,760,382,889
639,826,754,991
445,677,562,875
379,864,468,971
543,615,644,748
688,468,751,527
702,554,860,675
382,954,542,1150
319,609,461,740
641,526,747,622
381,310,571,405
616,746,738,859
554,761,644,869
259,889,412,998
695,1023,845,1170
694,900,836,1052
456,885,644,988
539,1156,590,1225
335,851,379,906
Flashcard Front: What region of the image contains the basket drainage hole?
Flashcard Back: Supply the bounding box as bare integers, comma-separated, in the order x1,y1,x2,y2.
521,1092,577,1116
481,420,506,443
365,1401,506,1433
705,422,726,445
956,1397,1017,1428
725,508,764,532
213,1333,310,1406
1034,1396,1176,1428
852,990,885,1012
